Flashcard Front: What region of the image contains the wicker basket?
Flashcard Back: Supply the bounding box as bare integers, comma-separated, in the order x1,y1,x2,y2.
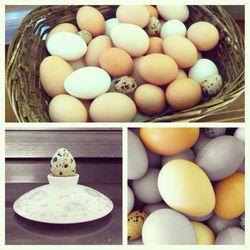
6,5,244,122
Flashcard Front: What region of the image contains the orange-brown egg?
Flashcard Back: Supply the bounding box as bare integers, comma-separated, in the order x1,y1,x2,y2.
99,48,133,77
145,5,158,17
76,6,105,37
134,84,167,115
139,53,178,85
146,37,163,55
166,78,201,110
163,36,198,68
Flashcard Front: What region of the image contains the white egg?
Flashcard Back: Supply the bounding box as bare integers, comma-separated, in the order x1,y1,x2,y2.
47,32,87,61
215,227,245,245
234,127,245,143
132,168,162,204
128,186,135,214
192,132,210,154
188,59,218,83
105,18,120,36
160,20,186,38
162,149,195,166
142,209,197,244
157,5,189,22
143,202,169,215
128,130,148,180
64,67,111,99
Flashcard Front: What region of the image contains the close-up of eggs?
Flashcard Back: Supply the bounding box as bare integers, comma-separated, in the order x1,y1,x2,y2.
39,5,225,122
127,127,245,245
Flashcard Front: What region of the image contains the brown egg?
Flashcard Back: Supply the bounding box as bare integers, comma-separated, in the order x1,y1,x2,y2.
99,48,133,77
139,53,178,85
76,6,105,37
187,22,219,51
166,78,202,110
131,56,146,85
46,23,78,43
146,37,163,55
68,57,86,70
85,35,112,66
163,36,198,68
145,5,159,17
40,56,73,97
49,94,88,122
134,84,167,115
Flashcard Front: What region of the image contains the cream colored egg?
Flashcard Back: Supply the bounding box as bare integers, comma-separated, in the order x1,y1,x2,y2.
157,5,189,21
176,69,187,79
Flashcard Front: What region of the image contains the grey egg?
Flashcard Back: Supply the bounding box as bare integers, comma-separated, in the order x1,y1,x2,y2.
145,16,162,36
113,76,137,95
202,128,226,138
215,227,245,245
201,74,223,97
192,133,210,154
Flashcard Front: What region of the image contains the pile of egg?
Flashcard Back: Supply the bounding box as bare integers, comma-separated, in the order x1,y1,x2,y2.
40,5,223,122
128,127,245,245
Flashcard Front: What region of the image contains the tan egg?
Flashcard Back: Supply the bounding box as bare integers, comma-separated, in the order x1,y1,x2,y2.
163,36,198,68
68,57,86,70
131,56,146,85
192,221,215,245
134,84,167,115
146,37,163,55
76,6,105,37
176,69,187,79
139,53,178,85
89,92,137,122
46,23,78,43
49,94,88,122
116,5,150,28
145,5,158,17
40,56,73,97
166,78,202,110
187,22,219,51
85,35,112,66
99,48,133,77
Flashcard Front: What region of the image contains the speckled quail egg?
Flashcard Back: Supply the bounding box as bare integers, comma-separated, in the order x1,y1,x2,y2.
113,76,138,94
240,213,245,229
201,73,222,97
145,16,161,36
78,30,92,44
128,210,148,240
202,128,226,138
50,148,76,176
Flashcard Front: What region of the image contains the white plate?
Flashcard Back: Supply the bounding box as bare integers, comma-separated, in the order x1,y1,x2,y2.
13,174,113,224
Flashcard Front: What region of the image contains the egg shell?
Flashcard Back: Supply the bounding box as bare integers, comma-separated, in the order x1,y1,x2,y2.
215,227,245,245
64,66,111,99
128,130,148,180
145,16,161,36
76,6,105,37
162,148,195,166
132,168,162,204
157,5,189,22
202,128,226,138
131,56,146,85
201,74,223,97
188,58,218,83
110,23,150,57
195,135,244,181
207,214,240,234
140,128,199,155
99,47,134,77
105,18,120,36
163,36,198,68
46,32,87,61
160,20,187,38
128,186,135,214
146,149,162,168
142,209,197,244
49,94,88,122
116,5,150,28
40,56,73,97
128,210,148,240
191,221,215,245
46,23,78,43
176,69,187,79
139,53,178,85
214,172,245,220
143,202,169,215
145,5,158,17
187,21,219,51
234,127,245,143
90,92,137,122
85,35,112,66
158,159,215,217
166,78,202,110
146,37,163,54
113,76,137,95
192,132,210,154
134,84,167,115
68,57,86,70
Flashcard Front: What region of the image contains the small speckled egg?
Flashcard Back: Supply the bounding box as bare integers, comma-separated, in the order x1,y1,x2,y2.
145,16,161,36
240,213,245,229
202,128,226,138
128,210,148,240
50,148,76,176
201,74,223,97
77,30,92,44
113,76,137,94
